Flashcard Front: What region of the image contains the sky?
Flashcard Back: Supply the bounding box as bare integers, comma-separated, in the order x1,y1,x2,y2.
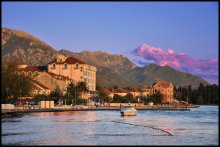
2,2,219,84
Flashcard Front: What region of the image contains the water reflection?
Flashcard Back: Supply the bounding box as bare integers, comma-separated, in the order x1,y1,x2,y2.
2,106,218,145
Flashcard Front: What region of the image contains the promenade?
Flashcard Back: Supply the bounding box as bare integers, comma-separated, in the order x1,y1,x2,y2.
2,105,199,115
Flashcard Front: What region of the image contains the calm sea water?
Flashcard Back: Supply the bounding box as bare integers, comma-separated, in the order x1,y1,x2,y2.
2,106,218,145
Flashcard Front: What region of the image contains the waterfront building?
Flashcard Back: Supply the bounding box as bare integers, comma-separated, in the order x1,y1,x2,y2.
142,85,154,97
113,88,129,97
126,88,143,97
110,81,174,103
31,80,50,96
16,54,97,99
101,87,114,98
48,54,96,92
152,81,174,103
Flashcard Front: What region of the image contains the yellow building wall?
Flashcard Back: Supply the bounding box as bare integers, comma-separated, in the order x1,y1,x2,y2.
48,63,96,92
34,72,70,94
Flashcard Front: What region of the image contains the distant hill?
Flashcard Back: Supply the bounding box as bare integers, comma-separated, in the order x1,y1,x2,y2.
125,63,209,88
2,28,210,88
2,28,57,65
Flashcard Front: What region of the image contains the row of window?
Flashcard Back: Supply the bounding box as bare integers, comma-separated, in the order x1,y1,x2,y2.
84,78,95,83
52,63,80,69
88,84,95,91
84,71,95,77
154,89,172,92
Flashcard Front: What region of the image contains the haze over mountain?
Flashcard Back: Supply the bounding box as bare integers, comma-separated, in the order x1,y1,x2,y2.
2,28,210,88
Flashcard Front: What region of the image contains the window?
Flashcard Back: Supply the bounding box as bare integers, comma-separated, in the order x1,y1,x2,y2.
64,63,67,69
52,63,56,69
75,63,79,69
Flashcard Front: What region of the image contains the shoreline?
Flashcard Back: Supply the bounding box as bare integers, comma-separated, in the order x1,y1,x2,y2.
1,106,198,115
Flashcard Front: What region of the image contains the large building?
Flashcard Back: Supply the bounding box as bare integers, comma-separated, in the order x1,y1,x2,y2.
152,81,174,103
17,54,97,98
48,54,96,92
109,81,174,103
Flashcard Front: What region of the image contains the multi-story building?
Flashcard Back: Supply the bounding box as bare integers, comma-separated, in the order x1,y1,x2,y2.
152,81,174,103
110,81,174,103
16,54,97,98
48,54,96,92
113,88,129,97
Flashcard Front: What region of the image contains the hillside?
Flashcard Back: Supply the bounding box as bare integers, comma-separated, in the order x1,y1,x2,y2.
2,28,57,65
1,28,210,88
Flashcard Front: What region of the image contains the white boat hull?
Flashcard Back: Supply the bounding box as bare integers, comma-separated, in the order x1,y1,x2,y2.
120,107,137,116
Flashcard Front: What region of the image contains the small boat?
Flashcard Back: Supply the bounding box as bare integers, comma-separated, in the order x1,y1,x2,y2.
120,107,137,116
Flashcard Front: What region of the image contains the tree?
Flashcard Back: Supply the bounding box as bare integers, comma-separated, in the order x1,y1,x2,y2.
76,81,89,93
98,89,111,103
196,96,203,105
66,82,77,105
1,59,34,103
65,81,90,105
123,93,135,103
50,85,62,98
113,94,123,103
146,91,163,105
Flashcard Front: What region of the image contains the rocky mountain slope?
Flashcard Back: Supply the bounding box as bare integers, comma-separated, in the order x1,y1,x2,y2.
2,28,210,88
2,28,57,65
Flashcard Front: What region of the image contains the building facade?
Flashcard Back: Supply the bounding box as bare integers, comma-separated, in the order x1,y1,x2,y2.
152,81,174,103
110,81,174,103
16,54,97,98
48,54,96,92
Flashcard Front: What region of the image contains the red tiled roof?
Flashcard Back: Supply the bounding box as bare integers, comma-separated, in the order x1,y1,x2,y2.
46,72,74,81
31,80,49,90
17,66,41,72
48,57,86,64
114,88,128,93
154,81,172,88
32,84,42,90
126,88,144,93
101,88,112,94
16,66,47,72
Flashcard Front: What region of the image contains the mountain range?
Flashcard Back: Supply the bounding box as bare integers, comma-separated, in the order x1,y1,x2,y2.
2,28,210,88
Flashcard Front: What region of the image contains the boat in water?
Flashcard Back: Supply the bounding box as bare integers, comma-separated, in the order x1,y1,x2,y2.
120,107,137,116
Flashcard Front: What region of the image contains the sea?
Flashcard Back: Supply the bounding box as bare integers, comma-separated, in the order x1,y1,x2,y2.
1,105,218,145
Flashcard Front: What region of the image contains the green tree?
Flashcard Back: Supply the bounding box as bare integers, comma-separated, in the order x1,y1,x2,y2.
147,91,163,105
76,81,89,94
123,93,135,103
113,94,123,103
66,82,77,105
50,85,62,102
196,96,203,105
65,81,90,105
99,89,111,103
1,59,34,103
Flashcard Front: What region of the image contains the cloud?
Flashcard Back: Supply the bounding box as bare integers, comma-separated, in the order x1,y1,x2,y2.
132,44,218,84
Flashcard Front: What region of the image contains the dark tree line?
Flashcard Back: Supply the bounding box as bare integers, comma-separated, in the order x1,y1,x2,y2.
174,83,218,105
1,59,34,103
